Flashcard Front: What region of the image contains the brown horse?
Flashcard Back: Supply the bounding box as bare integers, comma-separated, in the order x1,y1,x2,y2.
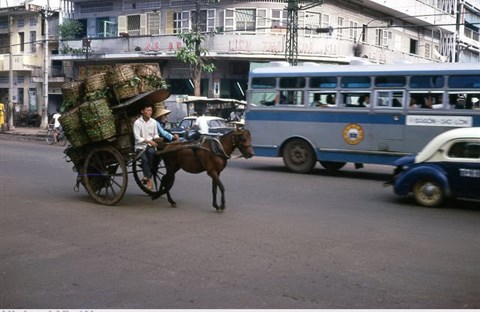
151,128,254,211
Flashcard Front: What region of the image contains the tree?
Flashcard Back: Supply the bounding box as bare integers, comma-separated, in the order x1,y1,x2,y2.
58,19,84,39
174,31,215,97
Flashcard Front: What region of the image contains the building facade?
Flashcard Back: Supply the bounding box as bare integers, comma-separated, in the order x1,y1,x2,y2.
1,0,479,127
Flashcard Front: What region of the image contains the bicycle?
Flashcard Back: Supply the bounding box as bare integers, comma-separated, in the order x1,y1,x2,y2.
45,124,67,146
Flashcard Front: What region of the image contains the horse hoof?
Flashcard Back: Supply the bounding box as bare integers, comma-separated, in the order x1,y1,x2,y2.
170,203,177,208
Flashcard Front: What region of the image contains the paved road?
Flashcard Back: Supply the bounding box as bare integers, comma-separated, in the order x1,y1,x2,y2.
1,136,479,309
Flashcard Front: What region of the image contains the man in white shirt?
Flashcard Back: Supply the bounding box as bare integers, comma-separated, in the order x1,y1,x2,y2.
133,104,160,191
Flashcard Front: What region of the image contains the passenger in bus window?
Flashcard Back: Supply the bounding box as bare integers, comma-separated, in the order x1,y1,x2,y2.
358,95,370,107
421,95,433,109
326,94,336,105
455,94,466,109
392,98,402,107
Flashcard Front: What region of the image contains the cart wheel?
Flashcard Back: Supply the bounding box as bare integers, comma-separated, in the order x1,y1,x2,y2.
83,146,127,205
132,155,166,195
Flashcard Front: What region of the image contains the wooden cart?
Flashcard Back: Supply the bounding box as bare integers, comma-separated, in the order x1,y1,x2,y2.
67,89,170,205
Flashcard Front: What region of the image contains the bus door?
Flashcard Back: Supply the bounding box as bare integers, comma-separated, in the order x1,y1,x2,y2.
370,90,406,152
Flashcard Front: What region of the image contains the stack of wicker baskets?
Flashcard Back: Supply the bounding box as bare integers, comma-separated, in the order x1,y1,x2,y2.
61,81,85,111
135,64,164,93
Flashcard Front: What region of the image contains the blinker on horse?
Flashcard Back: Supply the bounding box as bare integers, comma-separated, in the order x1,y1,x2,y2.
151,129,254,212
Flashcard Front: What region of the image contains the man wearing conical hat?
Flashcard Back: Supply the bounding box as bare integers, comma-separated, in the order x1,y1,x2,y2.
153,102,179,142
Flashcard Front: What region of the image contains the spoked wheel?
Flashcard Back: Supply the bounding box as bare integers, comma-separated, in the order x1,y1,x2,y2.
132,155,166,195
83,146,128,205
413,179,444,207
319,161,346,173
282,138,316,173
45,129,54,145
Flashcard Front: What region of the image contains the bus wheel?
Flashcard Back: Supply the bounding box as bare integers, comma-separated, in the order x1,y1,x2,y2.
282,139,316,173
319,161,346,173
413,179,444,207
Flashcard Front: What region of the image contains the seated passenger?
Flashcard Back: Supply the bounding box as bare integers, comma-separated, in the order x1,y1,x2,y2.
358,95,370,107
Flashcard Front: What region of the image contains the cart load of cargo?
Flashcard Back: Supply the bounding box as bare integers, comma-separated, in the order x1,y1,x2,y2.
59,63,170,205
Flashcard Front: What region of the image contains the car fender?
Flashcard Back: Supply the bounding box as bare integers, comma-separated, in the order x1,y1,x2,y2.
393,164,450,197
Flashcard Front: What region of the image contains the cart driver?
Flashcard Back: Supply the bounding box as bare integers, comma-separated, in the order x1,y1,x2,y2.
133,104,160,191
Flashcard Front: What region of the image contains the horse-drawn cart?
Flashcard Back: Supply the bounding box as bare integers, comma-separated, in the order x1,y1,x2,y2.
59,63,172,205
63,89,171,206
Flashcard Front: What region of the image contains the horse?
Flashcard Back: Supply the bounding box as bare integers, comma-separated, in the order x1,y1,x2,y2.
151,128,254,212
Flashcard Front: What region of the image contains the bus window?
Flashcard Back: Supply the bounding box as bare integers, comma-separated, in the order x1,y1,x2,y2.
341,76,371,88
251,91,277,106
375,91,404,108
343,92,370,107
449,75,480,88
252,77,276,89
448,93,480,109
375,76,406,87
410,76,444,88
279,90,303,106
280,77,306,88
309,92,337,107
309,76,337,88
409,92,444,109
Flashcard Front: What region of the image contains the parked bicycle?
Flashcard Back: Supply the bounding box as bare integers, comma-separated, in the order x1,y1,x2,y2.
45,124,67,146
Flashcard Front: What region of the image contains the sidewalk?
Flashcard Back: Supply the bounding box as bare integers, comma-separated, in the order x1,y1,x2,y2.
0,126,46,140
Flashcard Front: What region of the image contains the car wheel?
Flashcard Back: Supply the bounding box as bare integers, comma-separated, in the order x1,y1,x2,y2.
413,179,444,207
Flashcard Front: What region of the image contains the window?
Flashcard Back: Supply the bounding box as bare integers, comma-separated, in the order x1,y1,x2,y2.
361,24,367,42
424,42,431,59
410,38,418,54
271,9,287,30
29,17,37,27
18,32,25,52
375,29,391,47
310,76,337,88
448,142,480,159
342,92,371,107
278,90,303,106
409,92,443,109
341,76,371,88
192,9,215,33
337,17,345,38
375,91,404,108
17,19,24,28
410,76,444,88
236,9,255,33
127,15,141,36
449,75,480,88
280,77,305,88
29,31,36,53
147,12,161,35
309,92,337,107
375,76,406,87
252,78,276,89
349,21,358,40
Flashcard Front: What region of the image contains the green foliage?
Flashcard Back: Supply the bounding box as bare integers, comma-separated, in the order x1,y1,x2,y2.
59,19,84,39
174,32,216,74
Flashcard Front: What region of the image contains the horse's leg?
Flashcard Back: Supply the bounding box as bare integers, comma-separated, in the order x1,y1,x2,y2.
208,171,225,211
152,170,176,207
164,173,177,208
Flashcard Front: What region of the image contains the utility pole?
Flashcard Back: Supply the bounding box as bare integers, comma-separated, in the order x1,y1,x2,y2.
285,0,324,65
41,0,51,129
8,15,14,130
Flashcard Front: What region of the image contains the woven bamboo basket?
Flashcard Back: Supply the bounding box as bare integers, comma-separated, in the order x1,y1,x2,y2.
85,116,116,142
138,79,158,93
85,73,107,92
135,64,161,77
61,81,85,108
79,99,116,142
108,64,136,86
113,83,139,102
58,107,90,147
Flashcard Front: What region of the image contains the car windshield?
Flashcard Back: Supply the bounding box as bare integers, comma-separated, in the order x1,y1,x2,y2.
207,119,228,128
179,119,194,129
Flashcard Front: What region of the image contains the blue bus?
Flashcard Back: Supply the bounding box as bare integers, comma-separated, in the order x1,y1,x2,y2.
245,61,480,173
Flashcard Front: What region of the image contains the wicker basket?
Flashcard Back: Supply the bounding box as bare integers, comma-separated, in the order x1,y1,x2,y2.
64,146,86,171
108,64,136,86
138,79,158,93
85,116,116,142
135,64,161,77
79,99,116,142
61,81,85,109
58,107,90,147
113,83,139,102
85,73,107,92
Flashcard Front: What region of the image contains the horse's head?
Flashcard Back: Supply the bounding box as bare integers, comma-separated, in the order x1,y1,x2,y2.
233,129,254,159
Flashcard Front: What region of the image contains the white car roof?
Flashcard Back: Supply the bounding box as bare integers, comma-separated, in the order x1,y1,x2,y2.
416,127,480,163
